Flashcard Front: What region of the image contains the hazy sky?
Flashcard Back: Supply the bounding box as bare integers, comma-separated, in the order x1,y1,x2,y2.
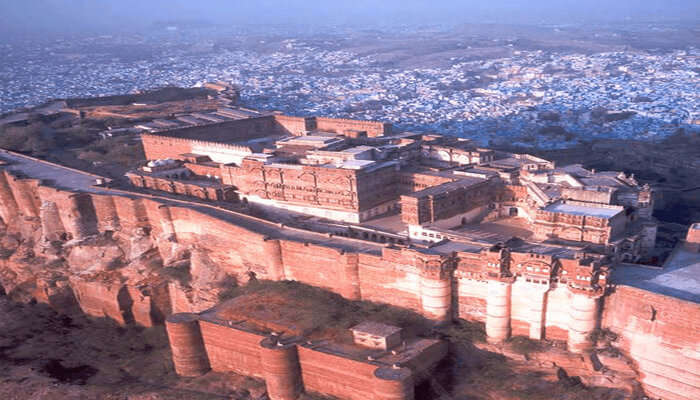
1,0,698,35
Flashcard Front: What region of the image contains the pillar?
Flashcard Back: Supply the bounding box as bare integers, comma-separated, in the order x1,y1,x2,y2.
10,178,39,217
39,200,66,242
567,292,599,353
527,287,549,340
486,279,512,343
165,313,210,376
259,338,302,400
92,194,120,232
64,193,98,240
420,274,452,322
339,251,361,300
158,204,176,240
0,171,19,223
263,238,286,281
373,366,414,400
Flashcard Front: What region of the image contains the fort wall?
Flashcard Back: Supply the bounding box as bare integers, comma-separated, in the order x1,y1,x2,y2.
165,314,423,400
0,171,20,224
273,115,313,136
199,320,266,377
165,313,211,376
313,117,391,137
602,286,700,400
0,162,698,399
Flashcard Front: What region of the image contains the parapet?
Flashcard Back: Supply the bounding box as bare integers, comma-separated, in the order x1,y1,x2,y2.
373,366,414,400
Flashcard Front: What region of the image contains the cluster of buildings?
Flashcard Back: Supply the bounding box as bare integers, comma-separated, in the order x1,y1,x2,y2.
129,111,657,266
126,109,666,399
3,32,697,148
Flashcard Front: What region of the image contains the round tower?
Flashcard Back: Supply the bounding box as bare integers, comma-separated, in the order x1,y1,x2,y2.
420,274,452,322
165,313,210,376
418,256,454,323
263,238,286,281
486,279,512,343
567,292,599,353
373,366,414,400
259,337,302,400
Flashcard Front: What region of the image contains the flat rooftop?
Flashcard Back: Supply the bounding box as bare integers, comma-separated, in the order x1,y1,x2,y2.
350,321,402,337
544,202,622,219
408,177,486,197
612,247,700,303
278,135,344,149
448,219,533,244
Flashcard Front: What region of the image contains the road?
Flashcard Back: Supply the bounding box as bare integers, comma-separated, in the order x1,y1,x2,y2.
0,149,384,254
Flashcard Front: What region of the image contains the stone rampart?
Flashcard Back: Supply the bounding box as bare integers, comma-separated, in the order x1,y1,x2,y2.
1,159,698,399
602,285,700,400
165,314,419,400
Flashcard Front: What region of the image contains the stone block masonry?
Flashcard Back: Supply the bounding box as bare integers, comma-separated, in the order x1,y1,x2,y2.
166,313,426,400
1,156,699,400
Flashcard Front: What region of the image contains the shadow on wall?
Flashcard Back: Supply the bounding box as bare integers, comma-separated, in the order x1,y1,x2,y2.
421,332,636,400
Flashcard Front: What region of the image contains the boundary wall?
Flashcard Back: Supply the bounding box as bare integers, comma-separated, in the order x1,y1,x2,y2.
166,313,443,400
0,156,698,400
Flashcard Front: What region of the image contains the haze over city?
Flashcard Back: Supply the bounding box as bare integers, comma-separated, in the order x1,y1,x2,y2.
1,0,699,35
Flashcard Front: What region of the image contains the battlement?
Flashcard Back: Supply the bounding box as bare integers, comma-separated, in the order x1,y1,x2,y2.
165,290,446,400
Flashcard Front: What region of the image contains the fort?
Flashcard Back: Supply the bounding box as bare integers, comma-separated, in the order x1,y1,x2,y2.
0,109,698,400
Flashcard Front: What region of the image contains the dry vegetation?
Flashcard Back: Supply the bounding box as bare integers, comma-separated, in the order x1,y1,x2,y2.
0,296,268,399
218,280,431,339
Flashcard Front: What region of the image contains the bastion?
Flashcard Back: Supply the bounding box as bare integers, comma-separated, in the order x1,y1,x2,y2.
165,287,447,400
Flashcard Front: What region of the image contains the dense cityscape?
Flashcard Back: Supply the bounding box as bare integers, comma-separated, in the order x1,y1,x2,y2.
1,25,697,148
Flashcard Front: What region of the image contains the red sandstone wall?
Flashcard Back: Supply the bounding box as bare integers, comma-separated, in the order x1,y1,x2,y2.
184,162,222,177
273,115,311,136
5,160,700,400
167,206,269,278
602,286,700,400
69,278,127,324
0,171,20,223
280,241,346,292
199,320,265,377
297,345,379,400
314,117,391,137
142,134,193,161
357,250,422,311
455,278,487,320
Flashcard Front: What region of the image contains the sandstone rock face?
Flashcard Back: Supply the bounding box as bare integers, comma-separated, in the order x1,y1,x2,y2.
66,242,125,273
0,170,244,328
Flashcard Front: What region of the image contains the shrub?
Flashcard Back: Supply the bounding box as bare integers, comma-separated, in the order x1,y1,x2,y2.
437,319,486,343
507,335,541,355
